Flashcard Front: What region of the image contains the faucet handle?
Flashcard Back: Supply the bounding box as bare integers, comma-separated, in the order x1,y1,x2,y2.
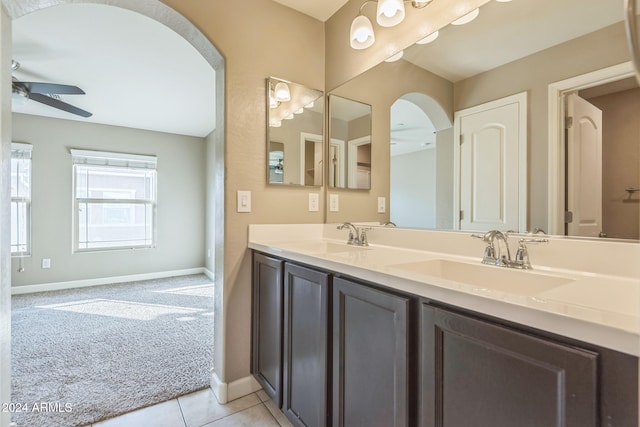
513,238,548,269
359,227,372,246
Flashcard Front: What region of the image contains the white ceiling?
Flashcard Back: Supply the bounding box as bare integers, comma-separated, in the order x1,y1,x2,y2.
11,3,216,138
271,0,350,21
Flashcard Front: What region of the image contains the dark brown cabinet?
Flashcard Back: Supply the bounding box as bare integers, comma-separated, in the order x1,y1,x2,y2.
282,263,330,427
251,253,284,406
421,303,599,427
332,277,410,427
252,251,638,427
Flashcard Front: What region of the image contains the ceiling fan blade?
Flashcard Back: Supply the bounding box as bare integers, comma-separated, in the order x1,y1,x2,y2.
22,82,86,95
28,93,92,118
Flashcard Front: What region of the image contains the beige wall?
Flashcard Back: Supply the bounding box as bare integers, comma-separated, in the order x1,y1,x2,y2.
454,22,632,231
587,88,640,240
11,114,206,287
161,0,325,383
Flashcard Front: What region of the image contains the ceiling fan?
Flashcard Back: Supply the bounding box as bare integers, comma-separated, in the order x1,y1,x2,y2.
11,60,92,118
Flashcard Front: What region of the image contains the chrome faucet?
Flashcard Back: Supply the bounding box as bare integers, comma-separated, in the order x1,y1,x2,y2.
337,222,369,246
472,230,548,269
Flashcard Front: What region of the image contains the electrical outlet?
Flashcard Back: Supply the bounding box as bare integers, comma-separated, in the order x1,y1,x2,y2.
329,194,339,212
377,197,386,213
41,258,51,269
309,193,319,212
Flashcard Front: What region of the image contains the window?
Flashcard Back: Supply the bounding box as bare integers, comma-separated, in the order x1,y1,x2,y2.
71,149,157,251
11,143,32,256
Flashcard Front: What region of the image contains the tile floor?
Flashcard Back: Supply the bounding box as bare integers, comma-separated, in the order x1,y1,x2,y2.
86,388,293,427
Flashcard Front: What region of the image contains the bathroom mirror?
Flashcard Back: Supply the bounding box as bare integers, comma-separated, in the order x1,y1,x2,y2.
327,0,640,240
267,77,324,186
328,95,372,190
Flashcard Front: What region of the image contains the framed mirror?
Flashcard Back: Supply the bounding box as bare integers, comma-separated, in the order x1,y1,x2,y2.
328,95,372,190
267,77,324,186
325,0,639,241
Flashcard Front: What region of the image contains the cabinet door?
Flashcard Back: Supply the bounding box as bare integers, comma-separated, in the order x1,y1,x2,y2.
333,277,410,427
282,263,329,427
251,253,284,406
421,304,598,427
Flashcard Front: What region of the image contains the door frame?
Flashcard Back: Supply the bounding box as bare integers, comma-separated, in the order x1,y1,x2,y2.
453,92,528,231
299,132,322,185
547,62,634,235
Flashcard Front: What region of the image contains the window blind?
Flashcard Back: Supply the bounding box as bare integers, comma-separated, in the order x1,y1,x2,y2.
70,149,157,170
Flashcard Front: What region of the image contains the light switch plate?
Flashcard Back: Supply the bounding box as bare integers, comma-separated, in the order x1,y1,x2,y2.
41,258,51,269
309,193,319,212
237,190,251,213
377,197,386,213
329,194,339,212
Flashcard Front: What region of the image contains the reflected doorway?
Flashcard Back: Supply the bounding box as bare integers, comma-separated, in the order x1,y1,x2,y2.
389,94,453,229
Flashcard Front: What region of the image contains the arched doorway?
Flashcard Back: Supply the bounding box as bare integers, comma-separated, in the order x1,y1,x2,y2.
0,1,224,425
389,92,452,229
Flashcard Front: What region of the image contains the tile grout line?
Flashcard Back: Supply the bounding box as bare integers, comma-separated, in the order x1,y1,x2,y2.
176,396,189,427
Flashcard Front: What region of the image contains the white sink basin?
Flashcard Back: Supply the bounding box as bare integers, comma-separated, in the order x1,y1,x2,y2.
277,241,371,254
388,259,575,296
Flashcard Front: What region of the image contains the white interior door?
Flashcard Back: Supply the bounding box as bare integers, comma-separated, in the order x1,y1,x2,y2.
566,93,603,237
455,92,527,232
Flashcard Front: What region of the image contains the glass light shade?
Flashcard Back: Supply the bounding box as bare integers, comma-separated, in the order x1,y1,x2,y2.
416,31,439,45
495,0,512,2
305,100,315,108
294,107,304,114
270,120,282,128
451,8,479,25
377,0,405,27
350,15,375,49
284,112,294,120
384,50,404,62
274,82,291,102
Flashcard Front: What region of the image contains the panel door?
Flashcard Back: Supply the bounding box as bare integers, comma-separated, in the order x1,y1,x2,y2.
333,277,410,427
282,263,329,427
251,253,284,406
420,304,598,427
456,93,526,232
566,93,603,237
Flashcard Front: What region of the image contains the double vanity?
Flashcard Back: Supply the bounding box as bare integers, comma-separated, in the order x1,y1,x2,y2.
249,223,639,427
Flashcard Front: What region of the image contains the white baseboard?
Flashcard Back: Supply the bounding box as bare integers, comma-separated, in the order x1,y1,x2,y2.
203,268,214,281
210,370,261,405
11,267,209,295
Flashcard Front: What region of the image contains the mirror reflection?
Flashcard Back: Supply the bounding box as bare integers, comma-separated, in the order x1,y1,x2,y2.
267,77,324,186
328,95,372,190
328,0,640,240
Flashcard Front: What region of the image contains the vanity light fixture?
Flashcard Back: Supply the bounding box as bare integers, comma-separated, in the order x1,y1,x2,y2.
294,107,304,114
416,30,439,44
451,7,479,25
350,0,435,50
274,82,291,102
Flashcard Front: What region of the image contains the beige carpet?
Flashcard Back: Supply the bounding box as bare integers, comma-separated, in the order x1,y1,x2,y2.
10,274,214,427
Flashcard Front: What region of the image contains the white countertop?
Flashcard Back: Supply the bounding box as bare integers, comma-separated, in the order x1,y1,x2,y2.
249,224,640,357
